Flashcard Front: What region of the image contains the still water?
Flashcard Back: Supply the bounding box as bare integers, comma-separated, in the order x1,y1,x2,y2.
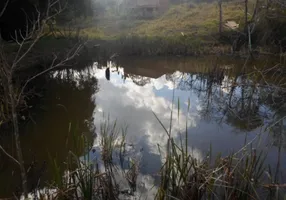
0,56,285,197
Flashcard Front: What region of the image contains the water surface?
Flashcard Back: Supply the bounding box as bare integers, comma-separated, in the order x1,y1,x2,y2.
0,56,285,198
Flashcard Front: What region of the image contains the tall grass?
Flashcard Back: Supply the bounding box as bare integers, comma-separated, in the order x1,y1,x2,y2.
39,119,136,200
23,109,284,199
153,96,284,200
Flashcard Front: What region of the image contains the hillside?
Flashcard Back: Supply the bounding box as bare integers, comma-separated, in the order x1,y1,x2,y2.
60,0,279,55
132,1,246,38
88,1,252,40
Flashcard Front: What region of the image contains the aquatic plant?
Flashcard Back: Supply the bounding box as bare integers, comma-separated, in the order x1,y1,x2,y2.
40,103,285,200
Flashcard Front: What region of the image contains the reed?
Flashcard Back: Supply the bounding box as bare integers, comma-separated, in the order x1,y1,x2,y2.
24,108,284,200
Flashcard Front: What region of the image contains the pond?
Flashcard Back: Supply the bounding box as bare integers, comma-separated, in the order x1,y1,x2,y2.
0,56,286,198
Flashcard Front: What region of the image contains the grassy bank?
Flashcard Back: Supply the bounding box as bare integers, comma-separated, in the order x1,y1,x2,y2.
4,0,283,61
56,0,285,56
132,2,246,37
43,0,286,57
47,1,254,56
88,36,232,57
90,1,249,38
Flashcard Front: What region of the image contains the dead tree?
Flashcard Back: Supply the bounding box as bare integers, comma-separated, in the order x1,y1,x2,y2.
0,0,84,197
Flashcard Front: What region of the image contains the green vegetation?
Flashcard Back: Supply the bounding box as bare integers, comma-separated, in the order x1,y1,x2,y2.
45,1,250,56
16,0,285,57
1,0,286,198
55,0,281,56
154,109,270,200
89,36,230,57
60,0,285,55
25,110,284,200
133,2,244,37
87,1,249,38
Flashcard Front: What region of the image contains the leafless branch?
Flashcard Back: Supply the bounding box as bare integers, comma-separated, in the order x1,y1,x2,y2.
0,0,9,18
10,0,67,70
0,0,74,196
0,145,21,166
16,42,84,105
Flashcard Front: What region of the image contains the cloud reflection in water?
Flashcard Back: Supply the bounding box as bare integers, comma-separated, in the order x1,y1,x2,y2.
88,63,202,198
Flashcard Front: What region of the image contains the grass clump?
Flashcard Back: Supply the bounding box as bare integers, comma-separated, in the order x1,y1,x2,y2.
157,141,270,199
39,119,136,200
153,98,284,200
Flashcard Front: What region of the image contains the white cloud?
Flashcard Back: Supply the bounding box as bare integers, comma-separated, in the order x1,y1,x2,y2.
92,65,200,161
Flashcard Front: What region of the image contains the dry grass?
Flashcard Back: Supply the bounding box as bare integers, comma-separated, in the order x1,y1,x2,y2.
74,1,250,40
93,2,247,39
135,0,259,38
33,1,259,56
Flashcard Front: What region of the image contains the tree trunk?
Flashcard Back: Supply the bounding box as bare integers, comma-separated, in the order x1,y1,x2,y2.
7,78,28,198
251,0,259,22
266,0,270,11
218,0,222,35
248,24,252,52
245,0,248,29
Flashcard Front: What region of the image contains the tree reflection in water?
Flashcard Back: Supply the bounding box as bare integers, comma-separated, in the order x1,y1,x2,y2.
93,59,286,196
1,56,286,198
162,63,286,149
0,68,98,197
102,58,286,154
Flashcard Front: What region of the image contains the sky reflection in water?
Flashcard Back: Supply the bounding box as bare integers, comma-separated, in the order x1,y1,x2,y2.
84,61,286,198
2,57,285,198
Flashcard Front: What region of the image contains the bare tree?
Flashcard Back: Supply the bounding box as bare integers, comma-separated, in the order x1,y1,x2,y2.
0,0,9,18
244,0,248,29
218,0,223,35
0,0,84,197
